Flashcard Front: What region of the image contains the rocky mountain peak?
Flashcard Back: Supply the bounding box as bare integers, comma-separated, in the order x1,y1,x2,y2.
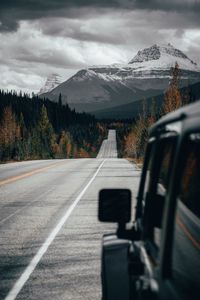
70,69,99,82
129,43,196,65
39,73,62,94
129,44,161,63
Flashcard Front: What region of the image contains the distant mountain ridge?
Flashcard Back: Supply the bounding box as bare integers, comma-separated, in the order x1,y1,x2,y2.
93,81,200,119
39,73,63,94
39,44,200,116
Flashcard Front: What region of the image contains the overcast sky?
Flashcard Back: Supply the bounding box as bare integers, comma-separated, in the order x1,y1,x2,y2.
0,0,200,93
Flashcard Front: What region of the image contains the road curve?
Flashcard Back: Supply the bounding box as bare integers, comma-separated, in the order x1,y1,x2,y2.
0,130,140,300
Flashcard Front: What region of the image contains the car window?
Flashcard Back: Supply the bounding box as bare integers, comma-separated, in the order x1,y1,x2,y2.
143,136,177,262
154,138,177,248
143,142,154,199
172,133,200,299
135,141,155,232
179,133,200,218
157,141,176,195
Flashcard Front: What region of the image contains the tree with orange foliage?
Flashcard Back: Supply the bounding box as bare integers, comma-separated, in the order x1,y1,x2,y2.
163,62,182,114
79,148,90,158
0,106,19,146
0,106,21,160
124,98,157,160
57,131,72,158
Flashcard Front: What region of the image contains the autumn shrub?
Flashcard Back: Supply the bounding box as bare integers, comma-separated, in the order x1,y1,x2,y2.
124,63,185,162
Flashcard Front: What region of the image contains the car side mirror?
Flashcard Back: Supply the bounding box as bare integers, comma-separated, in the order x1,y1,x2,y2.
98,189,131,224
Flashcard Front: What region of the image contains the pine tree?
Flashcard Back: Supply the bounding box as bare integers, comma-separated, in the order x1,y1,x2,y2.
16,113,27,160
37,105,56,158
58,93,62,106
19,112,26,139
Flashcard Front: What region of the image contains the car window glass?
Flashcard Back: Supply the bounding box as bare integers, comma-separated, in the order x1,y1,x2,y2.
157,139,176,195
154,138,177,249
143,137,177,262
143,143,154,199
134,142,155,228
172,133,200,299
179,134,200,218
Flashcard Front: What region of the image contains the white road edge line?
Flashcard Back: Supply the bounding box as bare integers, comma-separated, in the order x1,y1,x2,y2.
5,159,106,300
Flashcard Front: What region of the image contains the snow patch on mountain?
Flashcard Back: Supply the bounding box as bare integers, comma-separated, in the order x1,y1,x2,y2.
88,44,200,88
39,73,63,94
128,43,199,73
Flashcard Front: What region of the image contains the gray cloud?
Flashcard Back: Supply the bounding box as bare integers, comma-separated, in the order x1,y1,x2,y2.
0,1,199,93
0,0,200,32
30,8,200,49
135,0,200,11
37,16,130,45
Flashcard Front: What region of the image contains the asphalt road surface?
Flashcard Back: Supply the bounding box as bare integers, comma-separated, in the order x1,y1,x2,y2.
97,130,117,158
0,130,141,300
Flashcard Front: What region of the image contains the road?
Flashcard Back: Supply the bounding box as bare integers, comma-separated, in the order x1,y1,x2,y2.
0,130,141,300
97,130,117,158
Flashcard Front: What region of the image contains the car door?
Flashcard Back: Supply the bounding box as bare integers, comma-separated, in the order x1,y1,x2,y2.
159,126,200,300
143,134,177,260
135,130,178,288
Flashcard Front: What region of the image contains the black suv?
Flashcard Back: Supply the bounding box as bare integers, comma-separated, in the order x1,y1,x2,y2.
98,101,200,300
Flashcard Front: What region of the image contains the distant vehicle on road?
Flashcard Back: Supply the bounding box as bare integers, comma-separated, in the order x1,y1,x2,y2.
98,101,200,300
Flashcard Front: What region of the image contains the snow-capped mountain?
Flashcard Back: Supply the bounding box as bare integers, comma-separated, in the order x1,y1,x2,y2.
129,43,197,68
39,73,63,95
40,68,147,113
89,43,199,91
40,44,200,114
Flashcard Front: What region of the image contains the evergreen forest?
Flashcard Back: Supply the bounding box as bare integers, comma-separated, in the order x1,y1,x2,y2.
0,64,197,163
0,91,107,162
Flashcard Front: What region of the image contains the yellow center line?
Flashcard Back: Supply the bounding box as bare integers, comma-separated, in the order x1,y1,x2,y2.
0,162,63,186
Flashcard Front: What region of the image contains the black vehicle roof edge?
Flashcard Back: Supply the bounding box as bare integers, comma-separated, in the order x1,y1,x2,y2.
149,100,200,136
149,113,186,136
